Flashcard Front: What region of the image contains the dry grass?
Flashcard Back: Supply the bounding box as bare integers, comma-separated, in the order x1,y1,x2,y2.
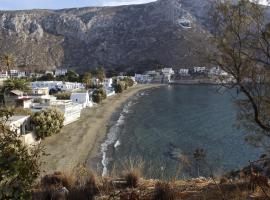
152,182,176,200
32,168,270,200
33,167,99,200
124,169,140,188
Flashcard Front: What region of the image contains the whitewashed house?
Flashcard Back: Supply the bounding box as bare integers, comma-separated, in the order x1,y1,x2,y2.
50,100,83,125
179,69,190,76
55,68,68,76
5,115,39,146
31,81,85,92
103,78,113,88
32,87,50,96
45,71,54,76
31,87,57,109
209,67,229,77
4,90,33,108
0,71,8,79
194,67,206,74
70,91,93,108
105,88,116,97
162,68,175,82
135,74,152,83
146,71,160,76
10,69,18,78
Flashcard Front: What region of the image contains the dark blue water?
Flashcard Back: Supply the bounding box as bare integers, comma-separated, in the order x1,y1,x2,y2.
102,85,262,178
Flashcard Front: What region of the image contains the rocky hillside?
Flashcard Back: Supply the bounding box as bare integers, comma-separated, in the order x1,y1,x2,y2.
0,0,212,72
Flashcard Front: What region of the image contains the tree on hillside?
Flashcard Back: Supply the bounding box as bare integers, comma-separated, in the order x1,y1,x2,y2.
1,54,13,76
82,72,92,89
3,78,31,94
0,108,43,199
30,108,64,138
210,0,270,145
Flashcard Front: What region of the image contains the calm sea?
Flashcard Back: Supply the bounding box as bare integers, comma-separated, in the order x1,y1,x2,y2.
98,85,262,179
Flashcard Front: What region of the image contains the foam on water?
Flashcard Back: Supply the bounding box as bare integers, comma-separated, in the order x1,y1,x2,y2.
100,92,144,176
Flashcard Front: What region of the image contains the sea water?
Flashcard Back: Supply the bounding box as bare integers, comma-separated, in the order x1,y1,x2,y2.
99,85,262,178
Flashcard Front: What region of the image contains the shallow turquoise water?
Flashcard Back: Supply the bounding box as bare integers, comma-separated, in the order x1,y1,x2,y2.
102,85,262,178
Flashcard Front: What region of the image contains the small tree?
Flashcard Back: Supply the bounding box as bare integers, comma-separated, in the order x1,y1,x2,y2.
96,67,106,83
82,72,92,89
31,108,64,138
1,54,13,76
114,82,126,93
0,108,43,199
66,70,79,82
210,0,270,145
3,78,31,94
54,92,71,100
92,88,107,103
38,73,55,81
123,77,134,88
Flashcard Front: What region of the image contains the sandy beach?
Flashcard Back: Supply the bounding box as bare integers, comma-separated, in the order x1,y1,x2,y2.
40,84,162,175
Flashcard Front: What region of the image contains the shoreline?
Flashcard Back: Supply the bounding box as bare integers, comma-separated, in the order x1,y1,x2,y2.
40,84,163,176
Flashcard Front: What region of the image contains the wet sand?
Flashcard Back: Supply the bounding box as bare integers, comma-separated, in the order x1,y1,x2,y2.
40,84,162,175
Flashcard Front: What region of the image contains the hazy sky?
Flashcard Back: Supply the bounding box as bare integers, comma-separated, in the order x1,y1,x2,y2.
0,0,157,10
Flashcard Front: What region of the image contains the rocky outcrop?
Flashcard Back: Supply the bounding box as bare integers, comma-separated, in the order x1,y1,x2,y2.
0,0,212,72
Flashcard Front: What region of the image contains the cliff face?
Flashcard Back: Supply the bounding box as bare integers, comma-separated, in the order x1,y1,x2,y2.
0,0,212,72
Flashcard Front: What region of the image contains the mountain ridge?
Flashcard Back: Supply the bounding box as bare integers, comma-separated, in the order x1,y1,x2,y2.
0,0,211,72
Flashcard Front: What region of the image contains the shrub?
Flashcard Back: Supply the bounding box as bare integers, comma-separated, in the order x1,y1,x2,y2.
69,166,99,200
36,168,99,200
123,77,134,87
0,108,42,199
41,172,74,190
124,169,140,188
153,182,176,200
114,82,126,93
54,92,71,100
31,108,64,138
13,107,32,115
92,88,107,103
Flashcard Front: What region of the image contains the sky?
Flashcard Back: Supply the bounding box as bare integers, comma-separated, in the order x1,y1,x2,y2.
0,0,157,10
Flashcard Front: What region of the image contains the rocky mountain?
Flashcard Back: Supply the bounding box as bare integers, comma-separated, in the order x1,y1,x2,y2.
0,0,212,73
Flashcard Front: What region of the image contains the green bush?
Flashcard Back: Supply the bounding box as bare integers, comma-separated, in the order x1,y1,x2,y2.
54,92,71,100
123,77,134,88
114,82,126,93
92,88,107,103
31,108,64,138
0,108,42,199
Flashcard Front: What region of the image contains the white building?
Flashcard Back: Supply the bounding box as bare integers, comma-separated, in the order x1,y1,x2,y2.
55,68,68,76
146,71,160,76
105,88,116,97
209,67,229,76
135,74,152,83
194,67,206,74
31,81,85,92
162,68,175,82
10,69,18,77
45,71,54,75
70,91,93,108
50,100,83,125
162,68,175,75
178,69,190,76
0,71,8,79
103,78,113,88
5,115,39,146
